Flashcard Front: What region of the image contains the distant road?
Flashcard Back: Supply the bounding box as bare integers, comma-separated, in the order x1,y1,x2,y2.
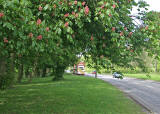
86,74,160,114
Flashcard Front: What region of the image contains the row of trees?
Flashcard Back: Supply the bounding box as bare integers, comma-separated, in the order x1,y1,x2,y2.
0,0,155,89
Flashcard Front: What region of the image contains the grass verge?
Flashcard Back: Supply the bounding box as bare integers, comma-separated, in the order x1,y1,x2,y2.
0,74,145,114
125,73,160,81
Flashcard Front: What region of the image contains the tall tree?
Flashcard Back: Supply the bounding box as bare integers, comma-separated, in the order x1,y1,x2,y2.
0,0,150,89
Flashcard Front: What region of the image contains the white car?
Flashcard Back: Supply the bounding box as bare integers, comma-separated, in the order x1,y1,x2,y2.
113,72,123,79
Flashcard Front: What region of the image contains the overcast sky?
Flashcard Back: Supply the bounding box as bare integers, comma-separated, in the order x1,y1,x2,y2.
132,0,160,16
132,0,159,25
143,0,160,11
135,0,160,12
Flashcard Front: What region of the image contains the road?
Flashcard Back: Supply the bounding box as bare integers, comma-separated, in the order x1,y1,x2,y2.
86,74,160,114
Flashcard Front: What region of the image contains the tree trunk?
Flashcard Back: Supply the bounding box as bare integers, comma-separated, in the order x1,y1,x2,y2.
25,67,29,78
0,57,6,77
155,60,158,72
53,65,65,81
0,54,15,89
95,71,97,78
7,53,15,88
35,67,40,77
111,63,113,74
28,72,32,82
0,56,7,89
42,67,47,78
95,60,98,78
17,64,24,83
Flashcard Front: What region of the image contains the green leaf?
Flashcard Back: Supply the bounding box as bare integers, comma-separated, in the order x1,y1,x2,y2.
44,4,49,11
3,22,14,30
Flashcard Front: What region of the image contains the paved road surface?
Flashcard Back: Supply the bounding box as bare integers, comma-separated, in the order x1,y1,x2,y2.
86,74,160,114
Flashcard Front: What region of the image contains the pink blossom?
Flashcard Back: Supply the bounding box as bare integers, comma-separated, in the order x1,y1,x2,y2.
120,32,123,36
28,33,33,38
100,55,104,59
84,6,89,15
68,2,72,6
112,27,115,32
46,27,49,32
59,1,62,5
74,0,78,5
101,5,105,9
129,32,133,37
3,38,8,43
130,49,134,52
72,11,75,15
0,12,4,18
145,26,148,30
53,4,56,8
64,22,69,27
37,35,42,40
90,35,93,41
64,13,69,17
37,19,41,25
39,6,43,11
75,13,79,18
82,2,86,6
113,4,116,8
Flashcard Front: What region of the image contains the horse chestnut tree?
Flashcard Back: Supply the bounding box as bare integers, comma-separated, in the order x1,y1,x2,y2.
0,0,149,89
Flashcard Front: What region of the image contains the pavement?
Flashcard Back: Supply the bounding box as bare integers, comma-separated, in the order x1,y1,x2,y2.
85,73,160,114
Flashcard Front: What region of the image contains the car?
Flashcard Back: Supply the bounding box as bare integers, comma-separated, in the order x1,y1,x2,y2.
112,72,123,79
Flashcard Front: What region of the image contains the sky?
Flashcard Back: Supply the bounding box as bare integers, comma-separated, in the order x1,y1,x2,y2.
132,0,160,24
135,0,160,12
142,0,160,11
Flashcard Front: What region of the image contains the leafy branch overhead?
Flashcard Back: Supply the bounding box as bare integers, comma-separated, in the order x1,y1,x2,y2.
0,0,154,88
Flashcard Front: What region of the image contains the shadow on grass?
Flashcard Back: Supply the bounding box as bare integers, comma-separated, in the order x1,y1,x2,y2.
16,75,77,87
20,79,53,85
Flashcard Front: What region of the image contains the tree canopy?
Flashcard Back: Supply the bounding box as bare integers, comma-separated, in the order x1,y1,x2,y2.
0,0,151,89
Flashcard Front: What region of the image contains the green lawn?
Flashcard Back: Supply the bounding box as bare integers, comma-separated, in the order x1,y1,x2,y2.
0,74,145,114
125,73,160,81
